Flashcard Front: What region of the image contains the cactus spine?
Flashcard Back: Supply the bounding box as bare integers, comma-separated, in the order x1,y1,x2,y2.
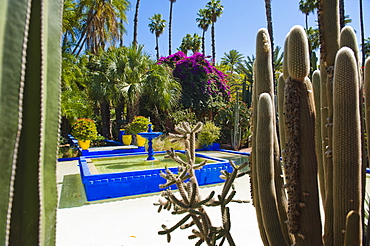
332,47,362,245
0,0,63,245
284,25,322,245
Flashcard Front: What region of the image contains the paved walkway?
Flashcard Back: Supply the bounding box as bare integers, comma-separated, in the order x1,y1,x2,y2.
56,150,263,246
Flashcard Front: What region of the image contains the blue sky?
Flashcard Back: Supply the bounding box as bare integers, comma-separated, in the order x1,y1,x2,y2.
123,0,370,62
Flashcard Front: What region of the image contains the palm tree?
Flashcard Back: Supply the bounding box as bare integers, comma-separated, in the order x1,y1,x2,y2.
133,0,141,47
179,34,193,55
72,0,129,55
221,49,245,75
205,0,223,64
191,34,202,54
168,0,177,55
299,0,317,30
196,8,211,55
148,14,166,60
178,34,202,55
142,62,182,130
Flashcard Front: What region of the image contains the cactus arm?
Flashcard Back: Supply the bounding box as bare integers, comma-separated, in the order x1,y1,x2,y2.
344,211,361,246
332,47,362,245
312,70,326,202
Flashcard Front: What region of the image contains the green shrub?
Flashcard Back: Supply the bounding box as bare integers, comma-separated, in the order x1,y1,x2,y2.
198,121,221,146
71,118,98,141
125,116,150,134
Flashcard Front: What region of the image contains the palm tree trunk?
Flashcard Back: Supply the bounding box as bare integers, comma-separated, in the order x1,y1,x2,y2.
133,0,141,47
305,14,309,30
202,29,206,55
156,36,160,60
265,0,275,83
360,0,365,67
211,22,215,64
101,99,112,139
169,1,173,55
339,0,345,29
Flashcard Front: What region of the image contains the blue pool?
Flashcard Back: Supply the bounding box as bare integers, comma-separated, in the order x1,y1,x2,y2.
78,150,249,201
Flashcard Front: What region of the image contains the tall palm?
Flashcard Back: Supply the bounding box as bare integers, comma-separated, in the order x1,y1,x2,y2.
196,8,211,55
72,0,129,55
221,49,245,75
149,14,166,60
299,0,317,30
168,0,177,55
132,0,141,47
205,0,223,64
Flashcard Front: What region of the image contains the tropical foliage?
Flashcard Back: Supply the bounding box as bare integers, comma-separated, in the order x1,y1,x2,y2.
159,51,230,118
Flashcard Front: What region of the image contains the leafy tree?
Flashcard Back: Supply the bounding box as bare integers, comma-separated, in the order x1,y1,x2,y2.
205,0,223,64
196,8,211,55
148,14,166,60
168,0,177,55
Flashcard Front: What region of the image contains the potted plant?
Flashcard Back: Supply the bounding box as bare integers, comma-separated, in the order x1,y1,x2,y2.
198,121,221,150
126,116,151,147
71,118,98,150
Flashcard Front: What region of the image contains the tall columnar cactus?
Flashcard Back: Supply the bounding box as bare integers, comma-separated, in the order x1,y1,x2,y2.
318,1,340,244
256,93,288,246
251,28,290,245
332,47,362,245
312,70,325,201
277,74,286,163
365,57,370,167
284,25,322,245
0,0,63,245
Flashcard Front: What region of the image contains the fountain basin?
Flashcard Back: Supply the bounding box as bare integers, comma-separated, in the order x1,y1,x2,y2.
78,151,245,201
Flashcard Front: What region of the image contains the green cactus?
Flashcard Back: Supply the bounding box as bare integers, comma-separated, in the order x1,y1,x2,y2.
277,74,286,163
332,47,362,245
252,27,290,245
312,70,325,201
339,26,359,63
284,25,322,245
256,93,288,246
0,0,63,245
344,211,361,246
156,122,247,245
365,58,370,167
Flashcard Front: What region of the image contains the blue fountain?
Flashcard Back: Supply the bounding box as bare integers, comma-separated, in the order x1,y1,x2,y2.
137,124,162,160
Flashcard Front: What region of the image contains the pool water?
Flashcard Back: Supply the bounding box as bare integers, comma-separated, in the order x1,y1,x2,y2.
92,153,217,174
